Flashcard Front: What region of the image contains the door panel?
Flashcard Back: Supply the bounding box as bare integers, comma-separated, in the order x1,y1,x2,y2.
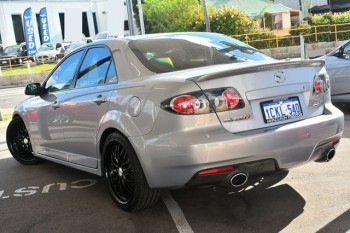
27,50,85,161
61,84,117,168
61,47,118,168
27,92,68,161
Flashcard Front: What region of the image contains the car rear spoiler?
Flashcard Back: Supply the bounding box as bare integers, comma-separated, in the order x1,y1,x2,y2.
188,60,325,82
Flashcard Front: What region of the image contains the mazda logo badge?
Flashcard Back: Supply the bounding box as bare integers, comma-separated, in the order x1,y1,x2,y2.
274,71,286,83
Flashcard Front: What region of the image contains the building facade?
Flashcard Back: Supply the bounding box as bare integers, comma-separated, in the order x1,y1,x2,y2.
0,0,129,47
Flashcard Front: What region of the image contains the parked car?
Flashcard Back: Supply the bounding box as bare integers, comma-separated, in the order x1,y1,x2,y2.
318,40,350,103
0,43,28,66
64,40,90,56
34,42,66,63
0,44,4,55
7,32,344,211
93,31,129,40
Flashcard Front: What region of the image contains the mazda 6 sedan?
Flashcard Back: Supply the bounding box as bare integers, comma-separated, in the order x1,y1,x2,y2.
7,32,344,211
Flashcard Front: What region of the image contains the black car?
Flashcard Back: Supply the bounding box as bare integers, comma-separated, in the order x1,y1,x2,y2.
0,43,28,66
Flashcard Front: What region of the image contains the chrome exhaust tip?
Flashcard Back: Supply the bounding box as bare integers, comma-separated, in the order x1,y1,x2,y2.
229,172,248,187
325,148,336,162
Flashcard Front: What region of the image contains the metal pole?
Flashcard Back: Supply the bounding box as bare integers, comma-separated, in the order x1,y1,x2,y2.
137,0,145,34
126,0,135,36
201,0,211,32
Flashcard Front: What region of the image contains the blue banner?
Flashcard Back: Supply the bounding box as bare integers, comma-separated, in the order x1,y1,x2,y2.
23,7,37,56
39,7,51,44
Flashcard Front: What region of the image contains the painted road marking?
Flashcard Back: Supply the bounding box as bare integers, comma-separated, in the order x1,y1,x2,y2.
0,179,97,199
162,191,194,233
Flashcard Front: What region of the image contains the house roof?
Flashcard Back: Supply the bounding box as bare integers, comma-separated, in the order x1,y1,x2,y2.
207,0,294,16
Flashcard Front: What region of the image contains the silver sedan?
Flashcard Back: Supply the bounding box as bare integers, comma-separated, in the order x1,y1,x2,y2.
319,40,350,103
6,32,344,211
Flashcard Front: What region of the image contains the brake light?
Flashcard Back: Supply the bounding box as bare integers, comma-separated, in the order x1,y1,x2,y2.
161,87,244,115
314,76,323,94
222,90,240,109
171,95,198,115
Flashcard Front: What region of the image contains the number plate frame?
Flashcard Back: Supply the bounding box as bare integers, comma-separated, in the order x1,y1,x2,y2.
260,96,303,124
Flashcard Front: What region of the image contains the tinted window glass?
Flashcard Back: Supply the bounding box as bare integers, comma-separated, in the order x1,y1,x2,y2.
344,43,350,54
75,47,111,88
105,62,118,84
45,50,83,92
129,33,273,73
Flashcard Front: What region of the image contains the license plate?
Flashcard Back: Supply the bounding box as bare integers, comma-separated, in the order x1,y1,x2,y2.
1,61,7,64
261,97,303,123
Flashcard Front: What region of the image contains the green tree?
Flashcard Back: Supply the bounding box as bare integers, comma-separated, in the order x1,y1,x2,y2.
143,0,203,33
196,5,258,35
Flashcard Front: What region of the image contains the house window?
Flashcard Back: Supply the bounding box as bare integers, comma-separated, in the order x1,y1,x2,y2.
12,14,25,43
272,14,282,30
59,13,65,40
82,12,90,37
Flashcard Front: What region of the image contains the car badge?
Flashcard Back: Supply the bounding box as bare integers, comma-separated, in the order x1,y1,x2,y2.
274,71,286,83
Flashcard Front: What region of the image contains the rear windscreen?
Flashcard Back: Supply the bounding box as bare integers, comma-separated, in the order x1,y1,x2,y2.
128,33,273,73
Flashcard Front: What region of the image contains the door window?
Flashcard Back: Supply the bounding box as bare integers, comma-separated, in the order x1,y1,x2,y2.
105,62,118,84
45,50,84,93
75,47,112,88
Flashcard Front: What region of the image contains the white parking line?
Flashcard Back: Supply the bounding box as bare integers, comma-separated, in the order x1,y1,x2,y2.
162,191,194,233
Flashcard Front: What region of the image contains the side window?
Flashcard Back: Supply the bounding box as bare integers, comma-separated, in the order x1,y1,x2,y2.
45,50,84,93
75,47,111,88
343,44,350,54
105,62,118,84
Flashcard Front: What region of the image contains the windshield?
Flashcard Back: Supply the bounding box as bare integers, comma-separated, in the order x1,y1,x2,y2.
128,33,273,73
38,44,55,52
4,45,20,54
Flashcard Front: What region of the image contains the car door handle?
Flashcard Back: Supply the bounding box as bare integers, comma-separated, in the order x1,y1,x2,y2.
51,101,61,110
93,95,107,106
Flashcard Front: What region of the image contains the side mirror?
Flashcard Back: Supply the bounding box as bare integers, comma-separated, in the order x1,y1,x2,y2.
25,83,42,96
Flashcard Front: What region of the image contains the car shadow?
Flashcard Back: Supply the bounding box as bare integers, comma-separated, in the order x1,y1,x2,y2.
317,209,350,233
169,171,306,233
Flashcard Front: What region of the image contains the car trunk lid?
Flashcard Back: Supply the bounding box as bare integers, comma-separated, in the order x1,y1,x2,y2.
188,60,328,133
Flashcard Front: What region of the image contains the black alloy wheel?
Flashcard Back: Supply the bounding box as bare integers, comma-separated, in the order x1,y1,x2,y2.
6,117,41,165
103,132,160,211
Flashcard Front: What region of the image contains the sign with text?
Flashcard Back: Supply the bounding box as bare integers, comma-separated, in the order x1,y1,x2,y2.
39,7,51,44
23,7,37,56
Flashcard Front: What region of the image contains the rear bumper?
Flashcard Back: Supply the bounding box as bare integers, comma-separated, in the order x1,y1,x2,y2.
130,103,344,188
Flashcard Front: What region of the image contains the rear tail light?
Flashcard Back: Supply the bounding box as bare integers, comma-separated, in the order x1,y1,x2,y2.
313,74,330,94
314,76,323,94
161,87,245,115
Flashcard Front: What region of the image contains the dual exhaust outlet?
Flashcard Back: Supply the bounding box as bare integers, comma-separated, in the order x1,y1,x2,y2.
222,147,336,188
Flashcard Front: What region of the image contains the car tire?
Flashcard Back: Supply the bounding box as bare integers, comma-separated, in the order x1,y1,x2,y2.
103,132,160,211
6,117,41,165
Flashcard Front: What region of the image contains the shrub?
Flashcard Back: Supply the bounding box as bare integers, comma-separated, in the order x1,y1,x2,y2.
203,5,258,35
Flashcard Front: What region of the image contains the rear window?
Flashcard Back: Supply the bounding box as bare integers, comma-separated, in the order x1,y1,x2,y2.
128,33,273,73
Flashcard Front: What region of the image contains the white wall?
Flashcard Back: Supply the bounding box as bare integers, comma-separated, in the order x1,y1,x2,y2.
0,0,128,47
282,12,291,29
